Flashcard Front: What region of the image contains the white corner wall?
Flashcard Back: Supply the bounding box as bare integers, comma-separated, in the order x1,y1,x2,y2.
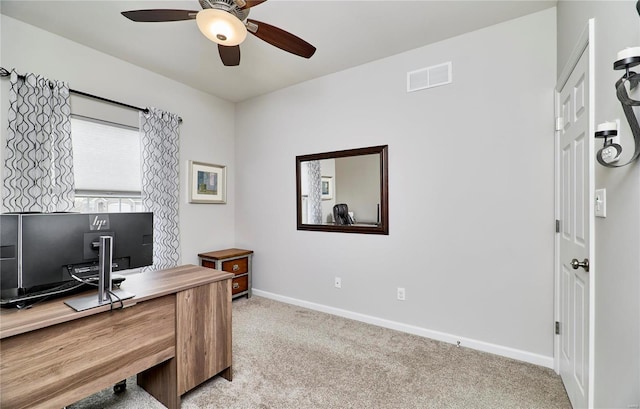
235,8,557,364
557,1,640,407
0,15,237,266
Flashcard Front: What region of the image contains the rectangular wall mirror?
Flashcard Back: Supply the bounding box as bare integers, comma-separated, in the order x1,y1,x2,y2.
296,145,388,235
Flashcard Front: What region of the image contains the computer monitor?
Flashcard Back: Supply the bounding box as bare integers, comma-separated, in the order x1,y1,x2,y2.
19,212,153,292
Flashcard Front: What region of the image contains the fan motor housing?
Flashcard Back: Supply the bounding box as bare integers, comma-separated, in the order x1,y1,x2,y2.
199,0,249,21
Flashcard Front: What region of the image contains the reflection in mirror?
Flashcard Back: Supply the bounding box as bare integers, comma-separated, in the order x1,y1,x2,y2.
296,145,388,235
300,154,380,224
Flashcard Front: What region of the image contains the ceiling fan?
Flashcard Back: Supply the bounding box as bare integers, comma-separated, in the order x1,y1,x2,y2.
121,0,316,66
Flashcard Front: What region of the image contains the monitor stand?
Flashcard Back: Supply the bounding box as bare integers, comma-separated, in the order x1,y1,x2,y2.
65,235,134,312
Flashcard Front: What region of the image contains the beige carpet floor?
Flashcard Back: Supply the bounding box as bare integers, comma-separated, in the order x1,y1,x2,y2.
69,296,571,409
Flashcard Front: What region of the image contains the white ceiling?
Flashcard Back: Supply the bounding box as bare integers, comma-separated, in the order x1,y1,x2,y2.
0,0,556,103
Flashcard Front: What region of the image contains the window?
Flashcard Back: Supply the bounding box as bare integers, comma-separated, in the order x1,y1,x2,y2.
70,116,143,213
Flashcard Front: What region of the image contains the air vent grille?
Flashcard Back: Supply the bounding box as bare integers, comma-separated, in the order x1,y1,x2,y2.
407,62,452,93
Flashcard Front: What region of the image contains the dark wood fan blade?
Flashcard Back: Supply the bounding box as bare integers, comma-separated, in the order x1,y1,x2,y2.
121,9,198,22
218,45,241,66
247,19,316,58
240,0,267,10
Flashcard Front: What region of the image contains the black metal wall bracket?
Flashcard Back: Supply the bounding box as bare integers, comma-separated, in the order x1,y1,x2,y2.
597,57,640,168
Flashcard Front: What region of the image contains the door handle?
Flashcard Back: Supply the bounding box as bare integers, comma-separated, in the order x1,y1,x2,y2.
570,258,589,272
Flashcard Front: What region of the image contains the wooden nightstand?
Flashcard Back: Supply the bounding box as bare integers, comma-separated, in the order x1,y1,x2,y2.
198,248,253,299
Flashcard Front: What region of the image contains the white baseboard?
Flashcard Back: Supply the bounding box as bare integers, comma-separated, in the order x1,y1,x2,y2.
252,289,554,369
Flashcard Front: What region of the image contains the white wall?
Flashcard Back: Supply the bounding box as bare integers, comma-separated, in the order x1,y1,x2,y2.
557,1,640,407
0,15,237,266
236,8,557,363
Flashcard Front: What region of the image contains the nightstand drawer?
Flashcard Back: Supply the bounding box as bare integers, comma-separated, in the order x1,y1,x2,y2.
232,275,248,295
222,257,248,275
201,260,216,269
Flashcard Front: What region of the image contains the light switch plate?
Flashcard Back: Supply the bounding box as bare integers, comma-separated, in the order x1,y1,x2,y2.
595,188,606,218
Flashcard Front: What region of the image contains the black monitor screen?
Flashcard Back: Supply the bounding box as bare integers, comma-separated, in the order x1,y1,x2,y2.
20,212,153,291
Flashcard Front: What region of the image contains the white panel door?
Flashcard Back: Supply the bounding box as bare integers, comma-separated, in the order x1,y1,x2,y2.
558,48,591,409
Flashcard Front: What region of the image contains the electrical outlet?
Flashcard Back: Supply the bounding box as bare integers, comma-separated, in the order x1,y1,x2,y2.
334,277,342,288
397,287,406,300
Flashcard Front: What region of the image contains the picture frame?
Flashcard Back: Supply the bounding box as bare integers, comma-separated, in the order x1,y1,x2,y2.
189,161,226,204
321,176,333,200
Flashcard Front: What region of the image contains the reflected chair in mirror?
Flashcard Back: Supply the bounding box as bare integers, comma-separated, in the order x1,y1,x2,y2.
333,204,354,225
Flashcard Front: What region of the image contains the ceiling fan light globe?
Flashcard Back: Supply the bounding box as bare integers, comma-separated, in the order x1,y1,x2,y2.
196,9,247,46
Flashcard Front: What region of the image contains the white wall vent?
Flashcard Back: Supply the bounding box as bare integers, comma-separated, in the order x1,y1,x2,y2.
407,62,452,93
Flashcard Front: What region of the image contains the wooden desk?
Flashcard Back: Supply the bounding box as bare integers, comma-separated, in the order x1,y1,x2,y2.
0,264,234,409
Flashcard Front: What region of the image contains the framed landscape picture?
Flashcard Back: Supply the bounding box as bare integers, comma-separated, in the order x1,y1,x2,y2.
321,176,333,200
189,161,226,204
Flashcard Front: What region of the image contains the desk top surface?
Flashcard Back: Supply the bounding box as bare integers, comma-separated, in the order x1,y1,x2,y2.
0,264,233,339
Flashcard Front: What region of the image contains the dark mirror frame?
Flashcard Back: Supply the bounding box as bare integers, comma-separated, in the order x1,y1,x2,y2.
296,145,389,235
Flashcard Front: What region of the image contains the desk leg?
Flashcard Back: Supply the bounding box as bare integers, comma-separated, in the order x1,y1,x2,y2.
220,365,233,381
138,358,180,409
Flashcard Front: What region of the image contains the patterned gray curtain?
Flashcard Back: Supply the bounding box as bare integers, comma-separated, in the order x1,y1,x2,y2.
307,160,322,224
140,108,181,270
2,70,74,213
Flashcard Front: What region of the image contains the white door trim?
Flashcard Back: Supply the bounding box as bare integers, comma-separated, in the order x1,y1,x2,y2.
556,21,590,93
554,18,596,408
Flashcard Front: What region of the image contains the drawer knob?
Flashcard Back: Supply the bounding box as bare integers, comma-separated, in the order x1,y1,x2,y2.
233,282,240,289
232,264,239,271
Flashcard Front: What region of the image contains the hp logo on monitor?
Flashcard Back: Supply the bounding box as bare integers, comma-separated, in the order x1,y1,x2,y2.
89,214,110,231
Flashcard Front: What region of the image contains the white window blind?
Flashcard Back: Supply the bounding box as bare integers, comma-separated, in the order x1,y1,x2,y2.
71,116,141,194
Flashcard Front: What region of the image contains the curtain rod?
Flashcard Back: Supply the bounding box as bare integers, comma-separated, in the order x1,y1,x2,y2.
0,67,182,123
